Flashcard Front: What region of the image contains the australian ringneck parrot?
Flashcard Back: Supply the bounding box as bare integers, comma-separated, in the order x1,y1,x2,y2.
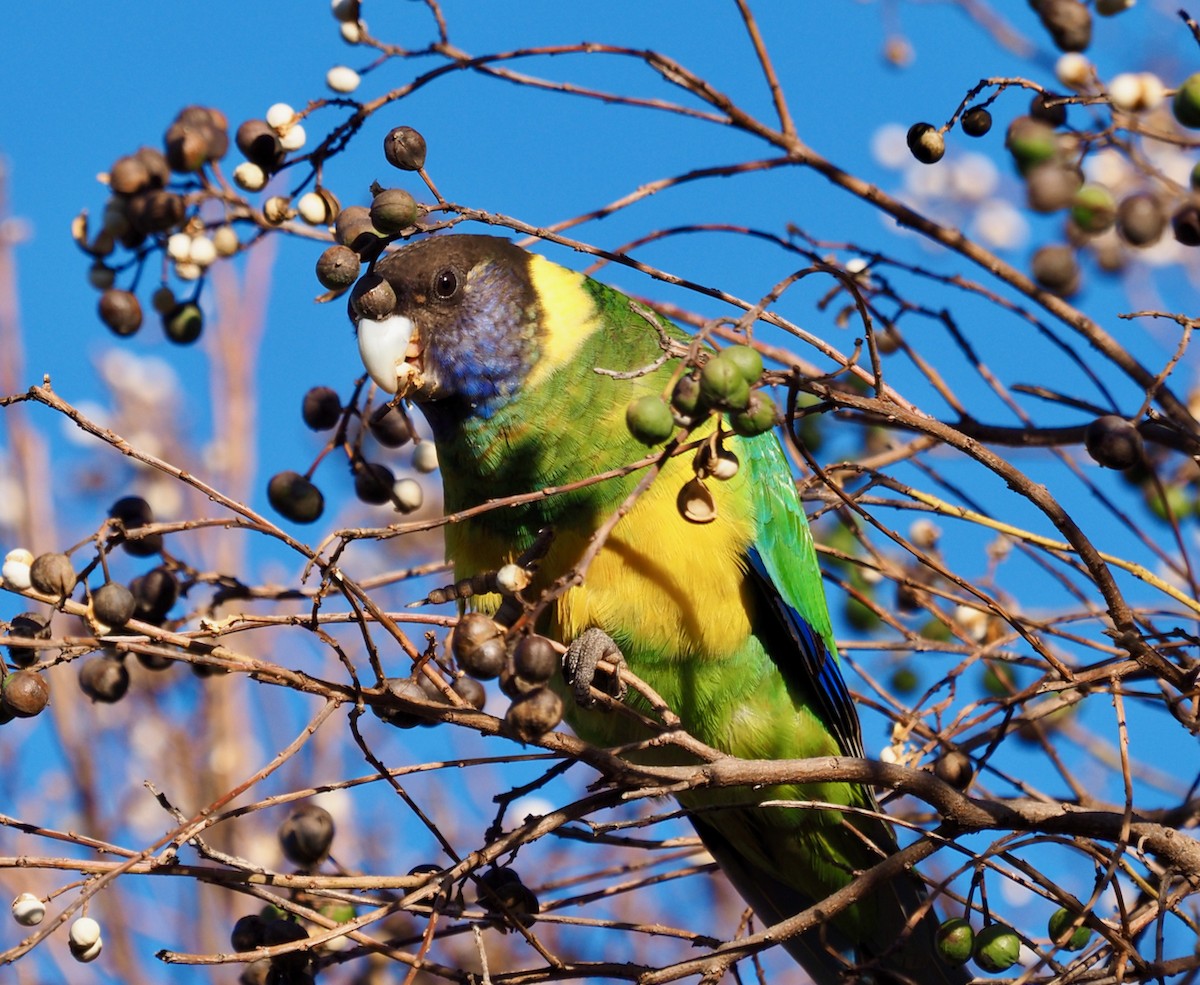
352,234,964,985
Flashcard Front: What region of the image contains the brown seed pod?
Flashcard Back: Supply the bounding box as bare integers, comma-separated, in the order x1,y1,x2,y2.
29,552,76,598
279,803,336,867
126,189,185,234
934,749,973,789
316,244,361,290
369,188,420,235
349,272,397,321
98,289,143,337
383,126,427,171
2,670,50,717
7,612,50,667
512,635,559,685
504,687,564,741
78,654,130,703
92,582,136,629
109,155,152,196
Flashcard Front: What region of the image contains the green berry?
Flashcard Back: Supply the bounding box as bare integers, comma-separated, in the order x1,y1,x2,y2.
1070,183,1116,234
369,188,419,235
973,923,1021,973
935,917,975,967
720,345,764,384
1048,907,1092,951
727,392,776,436
625,395,675,445
699,357,751,411
164,302,203,345
1005,117,1058,174
670,374,703,417
1174,73,1200,129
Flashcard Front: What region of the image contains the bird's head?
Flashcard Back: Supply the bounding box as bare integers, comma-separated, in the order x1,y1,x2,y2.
350,235,539,418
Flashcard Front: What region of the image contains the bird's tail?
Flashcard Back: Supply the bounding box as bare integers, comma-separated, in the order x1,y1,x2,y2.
692,816,969,985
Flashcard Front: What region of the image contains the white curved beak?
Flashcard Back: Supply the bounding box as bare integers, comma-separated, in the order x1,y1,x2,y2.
357,314,421,395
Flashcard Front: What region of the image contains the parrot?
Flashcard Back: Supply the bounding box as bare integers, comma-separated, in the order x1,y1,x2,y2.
351,234,965,985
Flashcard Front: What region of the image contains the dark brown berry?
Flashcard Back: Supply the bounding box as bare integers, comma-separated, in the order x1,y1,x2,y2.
453,613,505,679
1024,163,1081,213
235,119,284,171
477,867,539,926
452,675,487,710
961,106,992,137
383,126,427,171
934,749,973,789
1029,91,1068,128
906,122,945,165
230,914,267,952
374,676,434,728
2,670,49,717
130,566,179,623
29,552,76,598
1172,203,1200,247
134,146,170,188
1031,244,1080,297
98,289,143,337
301,386,342,431
279,804,335,867
504,687,564,741
349,272,397,321
316,244,361,290
78,654,130,703
126,189,185,234
353,461,395,505
513,635,558,685
110,155,151,196
1084,415,1143,470
267,471,325,524
368,403,413,447
1035,0,1092,52
110,495,163,556
1117,193,1166,247
7,612,49,668
93,582,136,628
164,121,210,173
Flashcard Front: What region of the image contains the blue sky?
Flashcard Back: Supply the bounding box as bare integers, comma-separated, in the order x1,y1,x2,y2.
2,3,1198,983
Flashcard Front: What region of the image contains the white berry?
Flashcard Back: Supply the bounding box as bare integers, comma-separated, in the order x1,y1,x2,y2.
496,563,530,595
70,937,103,962
3,549,34,590
188,236,217,267
279,124,307,152
212,225,239,257
166,232,192,262
392,478,423,513
412,442,438,473
297,192,331,225
11,893,45,926
1056,53,1093,91
233,162,267,192
340,20,364,44
266,102,296,130
326,66,361,94
69,916,101,948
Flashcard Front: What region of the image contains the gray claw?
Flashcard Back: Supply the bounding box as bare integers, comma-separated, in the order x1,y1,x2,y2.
562,627,627,707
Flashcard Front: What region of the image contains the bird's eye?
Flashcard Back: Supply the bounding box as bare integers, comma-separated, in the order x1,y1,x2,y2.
433,269,458,299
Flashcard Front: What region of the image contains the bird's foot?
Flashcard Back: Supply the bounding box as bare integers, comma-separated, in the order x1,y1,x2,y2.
563,628,627,707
